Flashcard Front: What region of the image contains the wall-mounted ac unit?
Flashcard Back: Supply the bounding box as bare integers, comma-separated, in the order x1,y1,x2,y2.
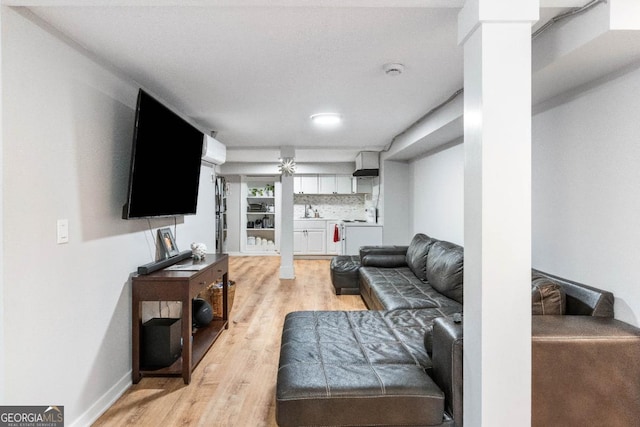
202,134,226,165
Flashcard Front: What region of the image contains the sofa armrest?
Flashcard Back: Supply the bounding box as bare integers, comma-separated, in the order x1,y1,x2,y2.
431,316,463,427
532,316,640,426
359,245,408,267
532,269,614,317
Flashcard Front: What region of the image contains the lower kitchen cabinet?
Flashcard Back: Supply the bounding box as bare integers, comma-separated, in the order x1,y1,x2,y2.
294,229,326,254
294,220,327,254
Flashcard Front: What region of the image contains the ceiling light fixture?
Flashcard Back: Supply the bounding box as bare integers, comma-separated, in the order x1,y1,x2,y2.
278,157,296,176
310,113,342,126
383,62,405,76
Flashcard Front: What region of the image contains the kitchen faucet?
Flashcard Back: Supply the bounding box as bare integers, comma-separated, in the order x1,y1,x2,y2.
305,205,312,218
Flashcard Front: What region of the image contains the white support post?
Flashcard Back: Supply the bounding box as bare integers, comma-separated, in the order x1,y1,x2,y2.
0,4,5,403
279,146,295,279
458,1,538,426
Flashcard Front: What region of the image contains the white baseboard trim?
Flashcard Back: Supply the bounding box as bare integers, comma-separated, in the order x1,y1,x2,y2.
280,265,295,279
68,370,131,427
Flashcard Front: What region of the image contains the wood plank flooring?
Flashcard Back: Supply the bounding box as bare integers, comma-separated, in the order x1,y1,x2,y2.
94,256,366,427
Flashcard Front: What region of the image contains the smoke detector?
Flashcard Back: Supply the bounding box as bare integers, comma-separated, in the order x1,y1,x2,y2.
383,62,405,76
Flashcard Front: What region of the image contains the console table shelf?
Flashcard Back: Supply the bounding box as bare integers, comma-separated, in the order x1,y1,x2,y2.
131,253,229,384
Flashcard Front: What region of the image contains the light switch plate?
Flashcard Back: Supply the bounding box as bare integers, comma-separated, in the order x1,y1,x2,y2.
57,219,69,244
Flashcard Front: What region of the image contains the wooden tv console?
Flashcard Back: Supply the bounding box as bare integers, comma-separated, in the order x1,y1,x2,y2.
131,253,229,384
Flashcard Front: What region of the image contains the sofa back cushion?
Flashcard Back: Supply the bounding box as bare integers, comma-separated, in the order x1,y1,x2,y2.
425,241,464,304
531,275,566,315
405,234,435,281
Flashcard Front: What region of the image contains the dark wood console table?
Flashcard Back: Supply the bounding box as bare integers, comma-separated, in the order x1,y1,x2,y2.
132,253,228,384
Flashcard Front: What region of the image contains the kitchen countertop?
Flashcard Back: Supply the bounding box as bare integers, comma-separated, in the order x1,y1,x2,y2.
294,218,383,226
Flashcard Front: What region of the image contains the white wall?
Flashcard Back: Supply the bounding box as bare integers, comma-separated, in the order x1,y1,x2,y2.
405,62,640,328
381,160,411,245
532,62,640,326
2,7,214,425
409,141,464,245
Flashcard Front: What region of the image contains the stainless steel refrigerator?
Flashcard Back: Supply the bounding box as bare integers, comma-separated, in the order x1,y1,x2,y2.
215,176,227,253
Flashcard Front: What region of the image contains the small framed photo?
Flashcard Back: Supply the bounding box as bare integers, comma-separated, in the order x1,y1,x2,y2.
158,228,179,258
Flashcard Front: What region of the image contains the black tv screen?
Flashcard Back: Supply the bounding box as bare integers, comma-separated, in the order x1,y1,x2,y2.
123,89,204,219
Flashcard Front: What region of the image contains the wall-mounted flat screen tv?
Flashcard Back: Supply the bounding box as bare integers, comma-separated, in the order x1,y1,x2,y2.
122,89,204,219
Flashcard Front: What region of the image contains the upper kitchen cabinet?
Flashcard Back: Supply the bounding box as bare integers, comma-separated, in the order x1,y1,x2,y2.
352,177,373,194
296,174,370,194
318,175,353,194
294,175,319,194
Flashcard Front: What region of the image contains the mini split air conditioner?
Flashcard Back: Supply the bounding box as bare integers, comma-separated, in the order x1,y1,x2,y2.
202,134,226,165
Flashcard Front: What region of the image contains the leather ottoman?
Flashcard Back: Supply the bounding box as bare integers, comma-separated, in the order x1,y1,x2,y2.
330,255,361,295
276,310,448,427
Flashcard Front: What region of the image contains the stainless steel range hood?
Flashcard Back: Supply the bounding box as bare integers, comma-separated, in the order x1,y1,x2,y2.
353,151,379,177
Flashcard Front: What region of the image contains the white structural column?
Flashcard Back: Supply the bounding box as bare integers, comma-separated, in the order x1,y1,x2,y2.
458,1,538,426
0,5,4,403
279,146,295,279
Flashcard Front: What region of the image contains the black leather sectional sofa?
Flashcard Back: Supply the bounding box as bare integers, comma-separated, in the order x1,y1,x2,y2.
277,234,464,426
276,233,640,427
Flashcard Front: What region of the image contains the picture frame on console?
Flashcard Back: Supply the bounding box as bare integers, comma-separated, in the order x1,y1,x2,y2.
158,228,179,258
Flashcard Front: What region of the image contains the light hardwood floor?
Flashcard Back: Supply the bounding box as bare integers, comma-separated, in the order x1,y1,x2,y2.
94,256,366,426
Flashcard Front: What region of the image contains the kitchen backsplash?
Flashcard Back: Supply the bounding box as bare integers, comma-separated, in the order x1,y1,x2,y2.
294,194,373,220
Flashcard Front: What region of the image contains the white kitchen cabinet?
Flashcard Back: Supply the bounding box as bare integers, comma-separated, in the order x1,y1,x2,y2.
294,229,326,254
293,230,306,254
294,175,319,194
352,177,373,194
306,230,326,253
294,220,327,254
336,176,354,194
318,176,337,194
318,175,355,194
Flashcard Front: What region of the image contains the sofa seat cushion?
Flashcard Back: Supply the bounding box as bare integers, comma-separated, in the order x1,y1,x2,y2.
383,307,462,356
279,310,432,368
360,266,463,311
277,311,448,427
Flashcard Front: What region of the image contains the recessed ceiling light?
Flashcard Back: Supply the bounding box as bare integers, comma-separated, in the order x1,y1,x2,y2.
310,113,342,126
